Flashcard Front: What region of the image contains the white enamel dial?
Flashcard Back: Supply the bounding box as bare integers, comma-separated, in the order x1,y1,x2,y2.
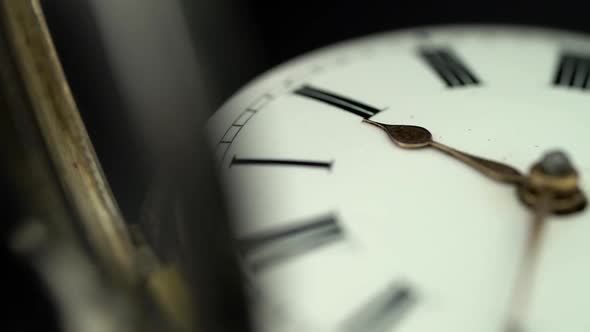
208,26,590,332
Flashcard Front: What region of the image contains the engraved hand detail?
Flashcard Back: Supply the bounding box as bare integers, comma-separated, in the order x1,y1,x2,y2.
363,119,525,184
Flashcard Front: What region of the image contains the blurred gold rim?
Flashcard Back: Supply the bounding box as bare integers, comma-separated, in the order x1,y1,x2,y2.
1,0,137,282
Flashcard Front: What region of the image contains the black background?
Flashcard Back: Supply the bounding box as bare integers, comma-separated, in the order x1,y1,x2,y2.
242,0,590,74
179,0,590,109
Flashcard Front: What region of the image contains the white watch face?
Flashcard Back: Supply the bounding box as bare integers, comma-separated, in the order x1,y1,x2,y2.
208,25,590,332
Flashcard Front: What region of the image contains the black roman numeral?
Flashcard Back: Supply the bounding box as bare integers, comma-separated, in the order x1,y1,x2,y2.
341,283,416,332
231,156,333,170
553,52,590,90
294,85,381,119
420,48,481,87
237,215,343,271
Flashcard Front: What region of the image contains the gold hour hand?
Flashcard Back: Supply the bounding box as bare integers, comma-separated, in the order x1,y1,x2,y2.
363,119,525,184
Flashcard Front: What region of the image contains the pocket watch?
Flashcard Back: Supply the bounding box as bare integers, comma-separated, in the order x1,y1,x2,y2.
209,26,590,332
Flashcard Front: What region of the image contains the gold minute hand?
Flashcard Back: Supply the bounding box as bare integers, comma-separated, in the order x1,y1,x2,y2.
363,119,525,185
506,151,587,331
505,191,551,332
